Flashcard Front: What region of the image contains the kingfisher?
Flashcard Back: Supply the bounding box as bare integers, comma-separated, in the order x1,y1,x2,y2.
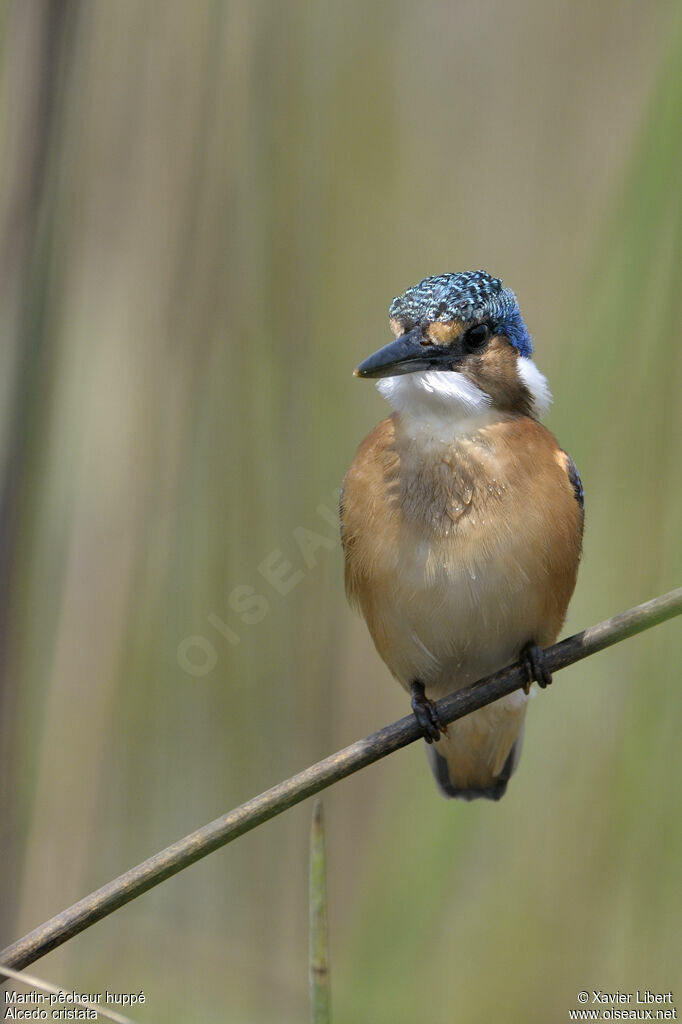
340,271,583,801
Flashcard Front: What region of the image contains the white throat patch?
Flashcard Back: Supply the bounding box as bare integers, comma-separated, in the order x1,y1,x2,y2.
375,357,552,442
376,371,494,442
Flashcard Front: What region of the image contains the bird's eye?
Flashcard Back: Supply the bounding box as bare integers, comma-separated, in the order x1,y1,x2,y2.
463,323,491,351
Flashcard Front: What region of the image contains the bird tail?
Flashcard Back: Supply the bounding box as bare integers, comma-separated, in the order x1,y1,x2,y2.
425,701,527,801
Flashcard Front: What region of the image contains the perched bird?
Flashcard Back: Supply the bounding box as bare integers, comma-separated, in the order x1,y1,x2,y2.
340,271,583,800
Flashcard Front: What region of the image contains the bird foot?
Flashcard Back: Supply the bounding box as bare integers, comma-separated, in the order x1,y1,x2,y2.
521,641,552,694
410,681,445,743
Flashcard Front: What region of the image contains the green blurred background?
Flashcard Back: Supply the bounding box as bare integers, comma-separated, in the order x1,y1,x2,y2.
1,1,681,1021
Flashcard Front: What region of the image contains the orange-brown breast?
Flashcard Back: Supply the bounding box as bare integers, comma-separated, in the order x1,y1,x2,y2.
341,412,583,693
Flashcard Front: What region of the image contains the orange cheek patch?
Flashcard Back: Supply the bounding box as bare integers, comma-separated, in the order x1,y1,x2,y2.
477,337,517,376
426,321,465,345
389,316,404,338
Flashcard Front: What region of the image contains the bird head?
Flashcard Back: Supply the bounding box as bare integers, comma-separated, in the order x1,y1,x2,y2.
355,271,551,422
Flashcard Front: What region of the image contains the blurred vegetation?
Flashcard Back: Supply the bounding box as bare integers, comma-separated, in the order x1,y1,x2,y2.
0,1,680,1022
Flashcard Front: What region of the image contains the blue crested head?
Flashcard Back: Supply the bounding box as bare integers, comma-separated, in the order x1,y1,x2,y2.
388,270,532,358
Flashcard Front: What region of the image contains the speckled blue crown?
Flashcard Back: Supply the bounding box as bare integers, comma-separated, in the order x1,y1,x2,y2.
389,270,532,357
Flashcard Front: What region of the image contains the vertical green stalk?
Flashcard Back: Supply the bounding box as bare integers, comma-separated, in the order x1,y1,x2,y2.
309,799,331,1024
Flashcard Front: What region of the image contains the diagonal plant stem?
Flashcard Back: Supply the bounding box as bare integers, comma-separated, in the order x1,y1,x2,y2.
1,587,681,977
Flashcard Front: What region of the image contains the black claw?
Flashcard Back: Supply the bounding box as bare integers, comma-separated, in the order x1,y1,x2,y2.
410,681,443,743
522,641,553,690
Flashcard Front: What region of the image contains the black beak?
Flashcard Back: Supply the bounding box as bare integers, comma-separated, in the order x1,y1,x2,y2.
354,327,456,379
